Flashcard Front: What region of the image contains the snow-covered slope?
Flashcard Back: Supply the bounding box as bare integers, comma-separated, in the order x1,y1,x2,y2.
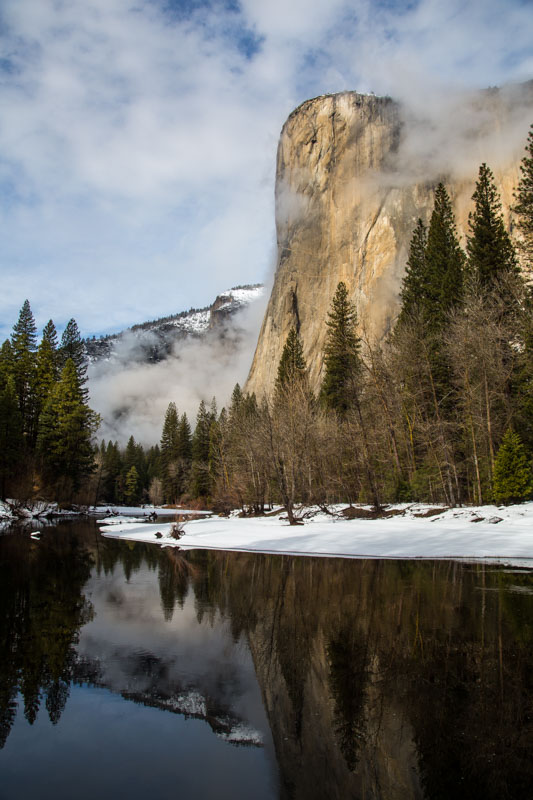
85,284,263,365
86,284,267,445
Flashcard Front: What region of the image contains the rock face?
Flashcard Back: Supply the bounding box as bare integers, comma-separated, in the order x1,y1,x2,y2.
246,85,533,397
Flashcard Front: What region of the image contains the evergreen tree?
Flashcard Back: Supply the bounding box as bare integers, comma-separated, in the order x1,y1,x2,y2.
174,413,192,498
160,403,180,503
124,465,140,505
0,377,24,499
35,320,60,420
191,400,214,498
424,183,465,330
59,319,88,399
122,436,146,501
397,219,428,326
177,413,192,463
208,412,222,490
145,444,162,487
276,328,307,391
0,340,14,389
123,435,139,472
37,359,99,499
11,300,38,436
320,282,361,413
493,429,533,504
513,123,533,264
103,440,122,503
467,163,518,288
228,383,243,426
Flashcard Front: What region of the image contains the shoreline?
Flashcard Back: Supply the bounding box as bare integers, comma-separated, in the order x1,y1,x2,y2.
99,501,533,568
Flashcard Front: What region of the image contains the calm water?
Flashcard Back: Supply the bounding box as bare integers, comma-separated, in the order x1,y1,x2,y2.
1,519,533,799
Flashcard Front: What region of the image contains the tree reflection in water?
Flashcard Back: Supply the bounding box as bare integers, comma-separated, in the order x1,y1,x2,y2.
1,523,533,800
0,529,93,746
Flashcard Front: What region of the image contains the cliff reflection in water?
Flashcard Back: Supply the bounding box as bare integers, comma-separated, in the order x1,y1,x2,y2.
155,548,533,800
1,523,533,800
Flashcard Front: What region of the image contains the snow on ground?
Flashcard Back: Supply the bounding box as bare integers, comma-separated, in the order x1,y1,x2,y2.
0,501,16,521
217,286,264,308
172,309,210,334
91,505,212,517
99,502,533,567
0,500,82,521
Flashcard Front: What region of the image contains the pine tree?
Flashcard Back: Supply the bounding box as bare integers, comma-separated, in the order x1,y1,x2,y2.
0,339,14,389
467,163,518,288
175,413,192,498
160,403,180,503
397,219,428,326
191,400,214,498
493,429,533,504
424,183,465,330
177,413,192,463
11,300,38,436
124,465,140,505
35,320,60,420
513,124,533,264
103,441,122,502
0,377,24,499
121,436,146,501
59,319,88,399
276,328,307,392
229,383,243,422
320,282,361,413
123,435,139,472
146,444,162,486
37,359,99,499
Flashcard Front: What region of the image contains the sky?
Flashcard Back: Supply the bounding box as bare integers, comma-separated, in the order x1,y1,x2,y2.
1,0,532,342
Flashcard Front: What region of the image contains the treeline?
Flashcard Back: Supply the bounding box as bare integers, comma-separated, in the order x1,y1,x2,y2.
0,308,99,502
94,398,216,507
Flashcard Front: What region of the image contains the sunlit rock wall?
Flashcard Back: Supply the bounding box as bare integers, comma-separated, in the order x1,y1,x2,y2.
246,84,533,397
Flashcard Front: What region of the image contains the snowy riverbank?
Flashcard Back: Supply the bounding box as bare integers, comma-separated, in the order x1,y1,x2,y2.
99,502,533,567
0,501,211,524
0,499,84,522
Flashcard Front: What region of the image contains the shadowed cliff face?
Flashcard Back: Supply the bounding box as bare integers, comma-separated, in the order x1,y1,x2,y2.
246,86,533,397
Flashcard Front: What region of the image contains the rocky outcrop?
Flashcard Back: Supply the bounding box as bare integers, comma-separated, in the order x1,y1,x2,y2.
246,85,533,397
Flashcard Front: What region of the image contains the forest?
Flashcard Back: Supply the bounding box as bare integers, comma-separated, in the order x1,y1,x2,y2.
1,125,533,516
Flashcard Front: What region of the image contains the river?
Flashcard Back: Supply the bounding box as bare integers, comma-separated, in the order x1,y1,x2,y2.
1,517,532,799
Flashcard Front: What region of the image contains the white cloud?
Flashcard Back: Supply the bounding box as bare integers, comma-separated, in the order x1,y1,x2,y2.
0,0,531,341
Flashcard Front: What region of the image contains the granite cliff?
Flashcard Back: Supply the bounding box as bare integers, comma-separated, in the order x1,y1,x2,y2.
246,84,533,397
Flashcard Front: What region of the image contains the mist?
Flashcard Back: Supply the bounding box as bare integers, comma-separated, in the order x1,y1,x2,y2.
88,289,269,447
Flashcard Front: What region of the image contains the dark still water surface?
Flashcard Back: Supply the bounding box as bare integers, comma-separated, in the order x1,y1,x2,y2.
1,519,533,800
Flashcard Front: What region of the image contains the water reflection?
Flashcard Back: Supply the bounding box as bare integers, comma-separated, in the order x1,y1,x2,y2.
0,528,93,746
1,521,533,799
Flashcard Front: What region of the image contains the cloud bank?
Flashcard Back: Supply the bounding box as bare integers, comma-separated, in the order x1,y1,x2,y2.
1,0,531,342
88,287,269,446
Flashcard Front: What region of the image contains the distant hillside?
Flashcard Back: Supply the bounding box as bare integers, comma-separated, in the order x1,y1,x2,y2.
85,285,264,365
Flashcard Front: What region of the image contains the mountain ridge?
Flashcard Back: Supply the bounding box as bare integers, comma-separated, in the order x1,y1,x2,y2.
85,284,264,365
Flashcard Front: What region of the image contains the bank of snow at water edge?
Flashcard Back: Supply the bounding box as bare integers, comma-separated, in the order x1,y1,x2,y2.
0,499,84,521
99,502,533,566
90,505,212,519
